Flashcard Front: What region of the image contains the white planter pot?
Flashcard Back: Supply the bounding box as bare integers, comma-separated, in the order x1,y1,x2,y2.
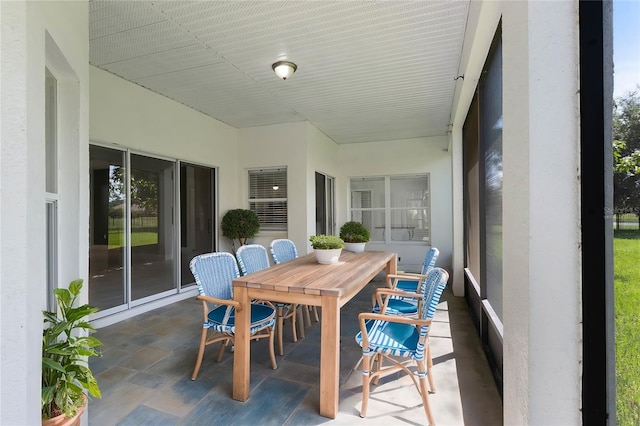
344,242,366,253
314,248,342,264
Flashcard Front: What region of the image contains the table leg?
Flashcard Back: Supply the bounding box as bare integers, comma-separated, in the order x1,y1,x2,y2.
386,255,397,275
233,286,251,401
319,296,340,418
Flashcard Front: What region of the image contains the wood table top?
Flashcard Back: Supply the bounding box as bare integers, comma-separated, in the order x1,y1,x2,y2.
232,250,396,297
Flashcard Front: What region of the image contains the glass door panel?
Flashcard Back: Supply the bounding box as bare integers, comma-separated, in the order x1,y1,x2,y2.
180,163,214,287
315,172,336,235
89,146,126,311
130,154,175,301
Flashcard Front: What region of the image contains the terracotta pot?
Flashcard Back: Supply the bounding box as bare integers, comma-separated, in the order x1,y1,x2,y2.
42,395,86,426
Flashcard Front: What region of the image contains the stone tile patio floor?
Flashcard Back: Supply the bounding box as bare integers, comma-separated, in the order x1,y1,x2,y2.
89,279,502,425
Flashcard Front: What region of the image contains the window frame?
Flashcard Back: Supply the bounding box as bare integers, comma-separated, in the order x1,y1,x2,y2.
248,167,288,232
45,67,58,312
349,174,430,244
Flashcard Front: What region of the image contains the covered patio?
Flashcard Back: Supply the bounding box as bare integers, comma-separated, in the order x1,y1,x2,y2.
0,0,613,424
89,280,502,425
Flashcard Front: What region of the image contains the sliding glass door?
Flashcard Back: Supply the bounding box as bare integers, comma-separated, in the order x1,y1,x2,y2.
130,154,175,302
89,146,127,312
180,163,215,287
89,145,216,316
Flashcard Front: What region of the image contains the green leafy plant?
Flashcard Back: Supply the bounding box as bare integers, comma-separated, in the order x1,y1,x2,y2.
309,234,345,250
339,221,370,243
221,209,260,254
42,279,102,420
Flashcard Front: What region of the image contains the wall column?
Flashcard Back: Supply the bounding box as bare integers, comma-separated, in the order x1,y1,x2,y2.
502,1,582,424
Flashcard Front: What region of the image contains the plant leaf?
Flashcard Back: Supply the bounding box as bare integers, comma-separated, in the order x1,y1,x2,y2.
68,279,84,296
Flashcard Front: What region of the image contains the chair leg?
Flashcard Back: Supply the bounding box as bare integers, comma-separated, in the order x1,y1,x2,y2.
297,307,306,339
417,359,436,426
268,326,278,370
353,355,364,371
372,353,383,385
312,305,319,322
303,305,312,327
360,354,372,418
290,304,298,343
215,339,227,362
277,306,285,356
426,344,436,394
191,328,208,380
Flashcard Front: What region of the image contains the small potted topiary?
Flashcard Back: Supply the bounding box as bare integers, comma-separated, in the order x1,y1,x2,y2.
339,221,370,253
309,235,345,264
42,279,102,426
221,209,260,254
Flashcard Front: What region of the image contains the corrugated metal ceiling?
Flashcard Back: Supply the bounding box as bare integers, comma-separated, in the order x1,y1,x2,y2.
89,0,469,144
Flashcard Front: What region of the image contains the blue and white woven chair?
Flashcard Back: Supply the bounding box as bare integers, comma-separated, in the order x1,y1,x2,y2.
391,247,439,292
371,247,440,316
356,267,449,424
269,239,298,264
371,273,427,316
189,252,277,380
237,244,298,356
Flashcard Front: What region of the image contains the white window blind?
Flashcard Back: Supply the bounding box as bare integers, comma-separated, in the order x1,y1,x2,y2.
249,168,287,231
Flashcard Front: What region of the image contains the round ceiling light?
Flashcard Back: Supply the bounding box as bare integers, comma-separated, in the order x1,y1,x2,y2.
272,61,297,80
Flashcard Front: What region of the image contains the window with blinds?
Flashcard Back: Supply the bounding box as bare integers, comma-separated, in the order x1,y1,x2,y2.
249,168,287,231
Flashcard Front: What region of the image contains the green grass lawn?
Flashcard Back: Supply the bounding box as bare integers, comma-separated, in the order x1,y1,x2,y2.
108,231,158,248
615,230,640,425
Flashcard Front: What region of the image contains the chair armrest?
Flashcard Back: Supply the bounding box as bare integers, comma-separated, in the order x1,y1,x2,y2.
196,294,242,310
357,312,432,347
375,288,421,299
385,273,426,290
252,299,276,310
359,311,432,326
397,272,423,277
372,288,420,314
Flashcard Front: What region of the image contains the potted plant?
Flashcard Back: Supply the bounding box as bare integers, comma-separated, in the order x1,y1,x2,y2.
309,235,345,264
42,279,102,426
221,209,260,254
339,221,370,253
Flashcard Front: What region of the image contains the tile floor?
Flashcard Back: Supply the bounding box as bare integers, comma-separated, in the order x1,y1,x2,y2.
89,279,503,425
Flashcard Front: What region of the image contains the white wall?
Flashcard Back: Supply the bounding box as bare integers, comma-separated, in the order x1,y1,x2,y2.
502,1,582,423
338,137,453,272
237,122,309,253
0,1,89,424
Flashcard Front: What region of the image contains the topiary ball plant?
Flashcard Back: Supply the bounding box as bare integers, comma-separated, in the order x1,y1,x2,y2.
221,209,260,254
339,221,370,243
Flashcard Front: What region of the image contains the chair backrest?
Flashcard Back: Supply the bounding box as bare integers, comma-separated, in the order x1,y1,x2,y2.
269,239,298,264
189,252,239,300
419,267,449,321
420,247,440,275
236,244,271,275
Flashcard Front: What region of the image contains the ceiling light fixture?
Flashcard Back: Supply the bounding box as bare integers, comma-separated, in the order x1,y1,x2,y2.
272,185,279,190
272,61,297,80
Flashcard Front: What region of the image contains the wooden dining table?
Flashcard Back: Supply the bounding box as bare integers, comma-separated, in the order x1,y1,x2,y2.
232,250,397,419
